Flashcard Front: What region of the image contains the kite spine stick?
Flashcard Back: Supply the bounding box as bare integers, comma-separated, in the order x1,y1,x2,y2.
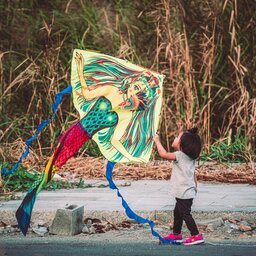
1,85,72,177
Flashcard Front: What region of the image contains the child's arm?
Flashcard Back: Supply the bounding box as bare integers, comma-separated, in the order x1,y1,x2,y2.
194,172,198,191
153,134,176,161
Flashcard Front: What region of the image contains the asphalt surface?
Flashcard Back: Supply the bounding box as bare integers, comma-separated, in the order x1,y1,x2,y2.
0,237,256,256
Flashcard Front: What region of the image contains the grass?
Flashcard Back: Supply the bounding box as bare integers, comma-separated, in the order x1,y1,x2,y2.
0,161,107,194
201,132,250,163
0,162,72,193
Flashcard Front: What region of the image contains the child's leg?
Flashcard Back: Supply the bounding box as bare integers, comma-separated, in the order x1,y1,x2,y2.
173,198,183,234
176,198,199,236
16,121,91,235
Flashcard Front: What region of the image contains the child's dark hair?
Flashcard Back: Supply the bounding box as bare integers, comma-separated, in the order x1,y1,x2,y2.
180,127,201,160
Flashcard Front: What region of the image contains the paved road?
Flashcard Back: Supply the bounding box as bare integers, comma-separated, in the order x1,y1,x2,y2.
1,237,256,256
1,181,256,213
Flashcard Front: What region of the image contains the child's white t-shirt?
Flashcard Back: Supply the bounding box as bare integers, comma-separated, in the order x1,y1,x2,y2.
170,151,197,199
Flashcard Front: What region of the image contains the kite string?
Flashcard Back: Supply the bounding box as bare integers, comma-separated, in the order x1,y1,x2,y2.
105,161,179,245
1,85,72,177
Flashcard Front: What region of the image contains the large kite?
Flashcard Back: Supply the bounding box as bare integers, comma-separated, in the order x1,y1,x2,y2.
2,50,176,244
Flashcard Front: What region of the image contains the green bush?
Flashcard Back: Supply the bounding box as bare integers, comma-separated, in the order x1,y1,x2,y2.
0,162,80,193
201,133,249,163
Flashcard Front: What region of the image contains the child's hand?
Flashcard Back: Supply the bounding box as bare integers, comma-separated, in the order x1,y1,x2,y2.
153,134,160,143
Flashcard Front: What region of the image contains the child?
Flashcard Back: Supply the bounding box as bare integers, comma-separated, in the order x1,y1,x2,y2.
153,128,204,245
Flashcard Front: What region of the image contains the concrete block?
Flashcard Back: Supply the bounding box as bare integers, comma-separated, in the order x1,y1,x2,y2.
49,204,84,235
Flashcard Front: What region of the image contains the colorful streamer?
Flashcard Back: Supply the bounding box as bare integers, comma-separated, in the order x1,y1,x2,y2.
106,161,178,244
1,85,72,177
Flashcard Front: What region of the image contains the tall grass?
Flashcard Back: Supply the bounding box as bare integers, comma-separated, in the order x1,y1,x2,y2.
0,0,255,165
155,0,255,162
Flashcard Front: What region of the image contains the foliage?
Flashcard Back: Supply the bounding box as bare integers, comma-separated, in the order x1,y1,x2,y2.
201,133,249,163
0,163,39,192
0,162,97,193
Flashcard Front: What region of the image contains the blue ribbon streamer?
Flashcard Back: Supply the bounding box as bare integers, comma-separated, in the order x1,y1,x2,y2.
106,161,179,244
1,85,72,176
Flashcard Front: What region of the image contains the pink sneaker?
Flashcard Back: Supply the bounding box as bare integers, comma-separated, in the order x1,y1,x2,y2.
183,234,204,245
163,233,183,242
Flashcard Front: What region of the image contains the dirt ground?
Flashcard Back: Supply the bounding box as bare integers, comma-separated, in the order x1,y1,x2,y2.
48,157,256,184
1,211,256,243
2,141,255,184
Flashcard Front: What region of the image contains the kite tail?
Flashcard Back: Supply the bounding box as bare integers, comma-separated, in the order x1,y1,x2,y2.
105,161,179,244
2,85,72,177
16,122,91,236
16,155,56,236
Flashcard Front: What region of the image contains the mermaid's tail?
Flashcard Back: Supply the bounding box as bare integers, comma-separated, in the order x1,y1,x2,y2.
16,189,37,235
16,122,91,235
16,155,57,236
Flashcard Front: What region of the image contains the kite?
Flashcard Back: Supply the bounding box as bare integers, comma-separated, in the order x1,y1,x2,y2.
2,50,177,244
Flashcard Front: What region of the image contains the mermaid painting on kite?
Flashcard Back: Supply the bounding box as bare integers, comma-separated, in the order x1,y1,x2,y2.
15,49,164,236
73,51,159,164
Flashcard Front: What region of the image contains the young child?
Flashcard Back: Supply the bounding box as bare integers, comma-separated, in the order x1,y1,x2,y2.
153,128,204,245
